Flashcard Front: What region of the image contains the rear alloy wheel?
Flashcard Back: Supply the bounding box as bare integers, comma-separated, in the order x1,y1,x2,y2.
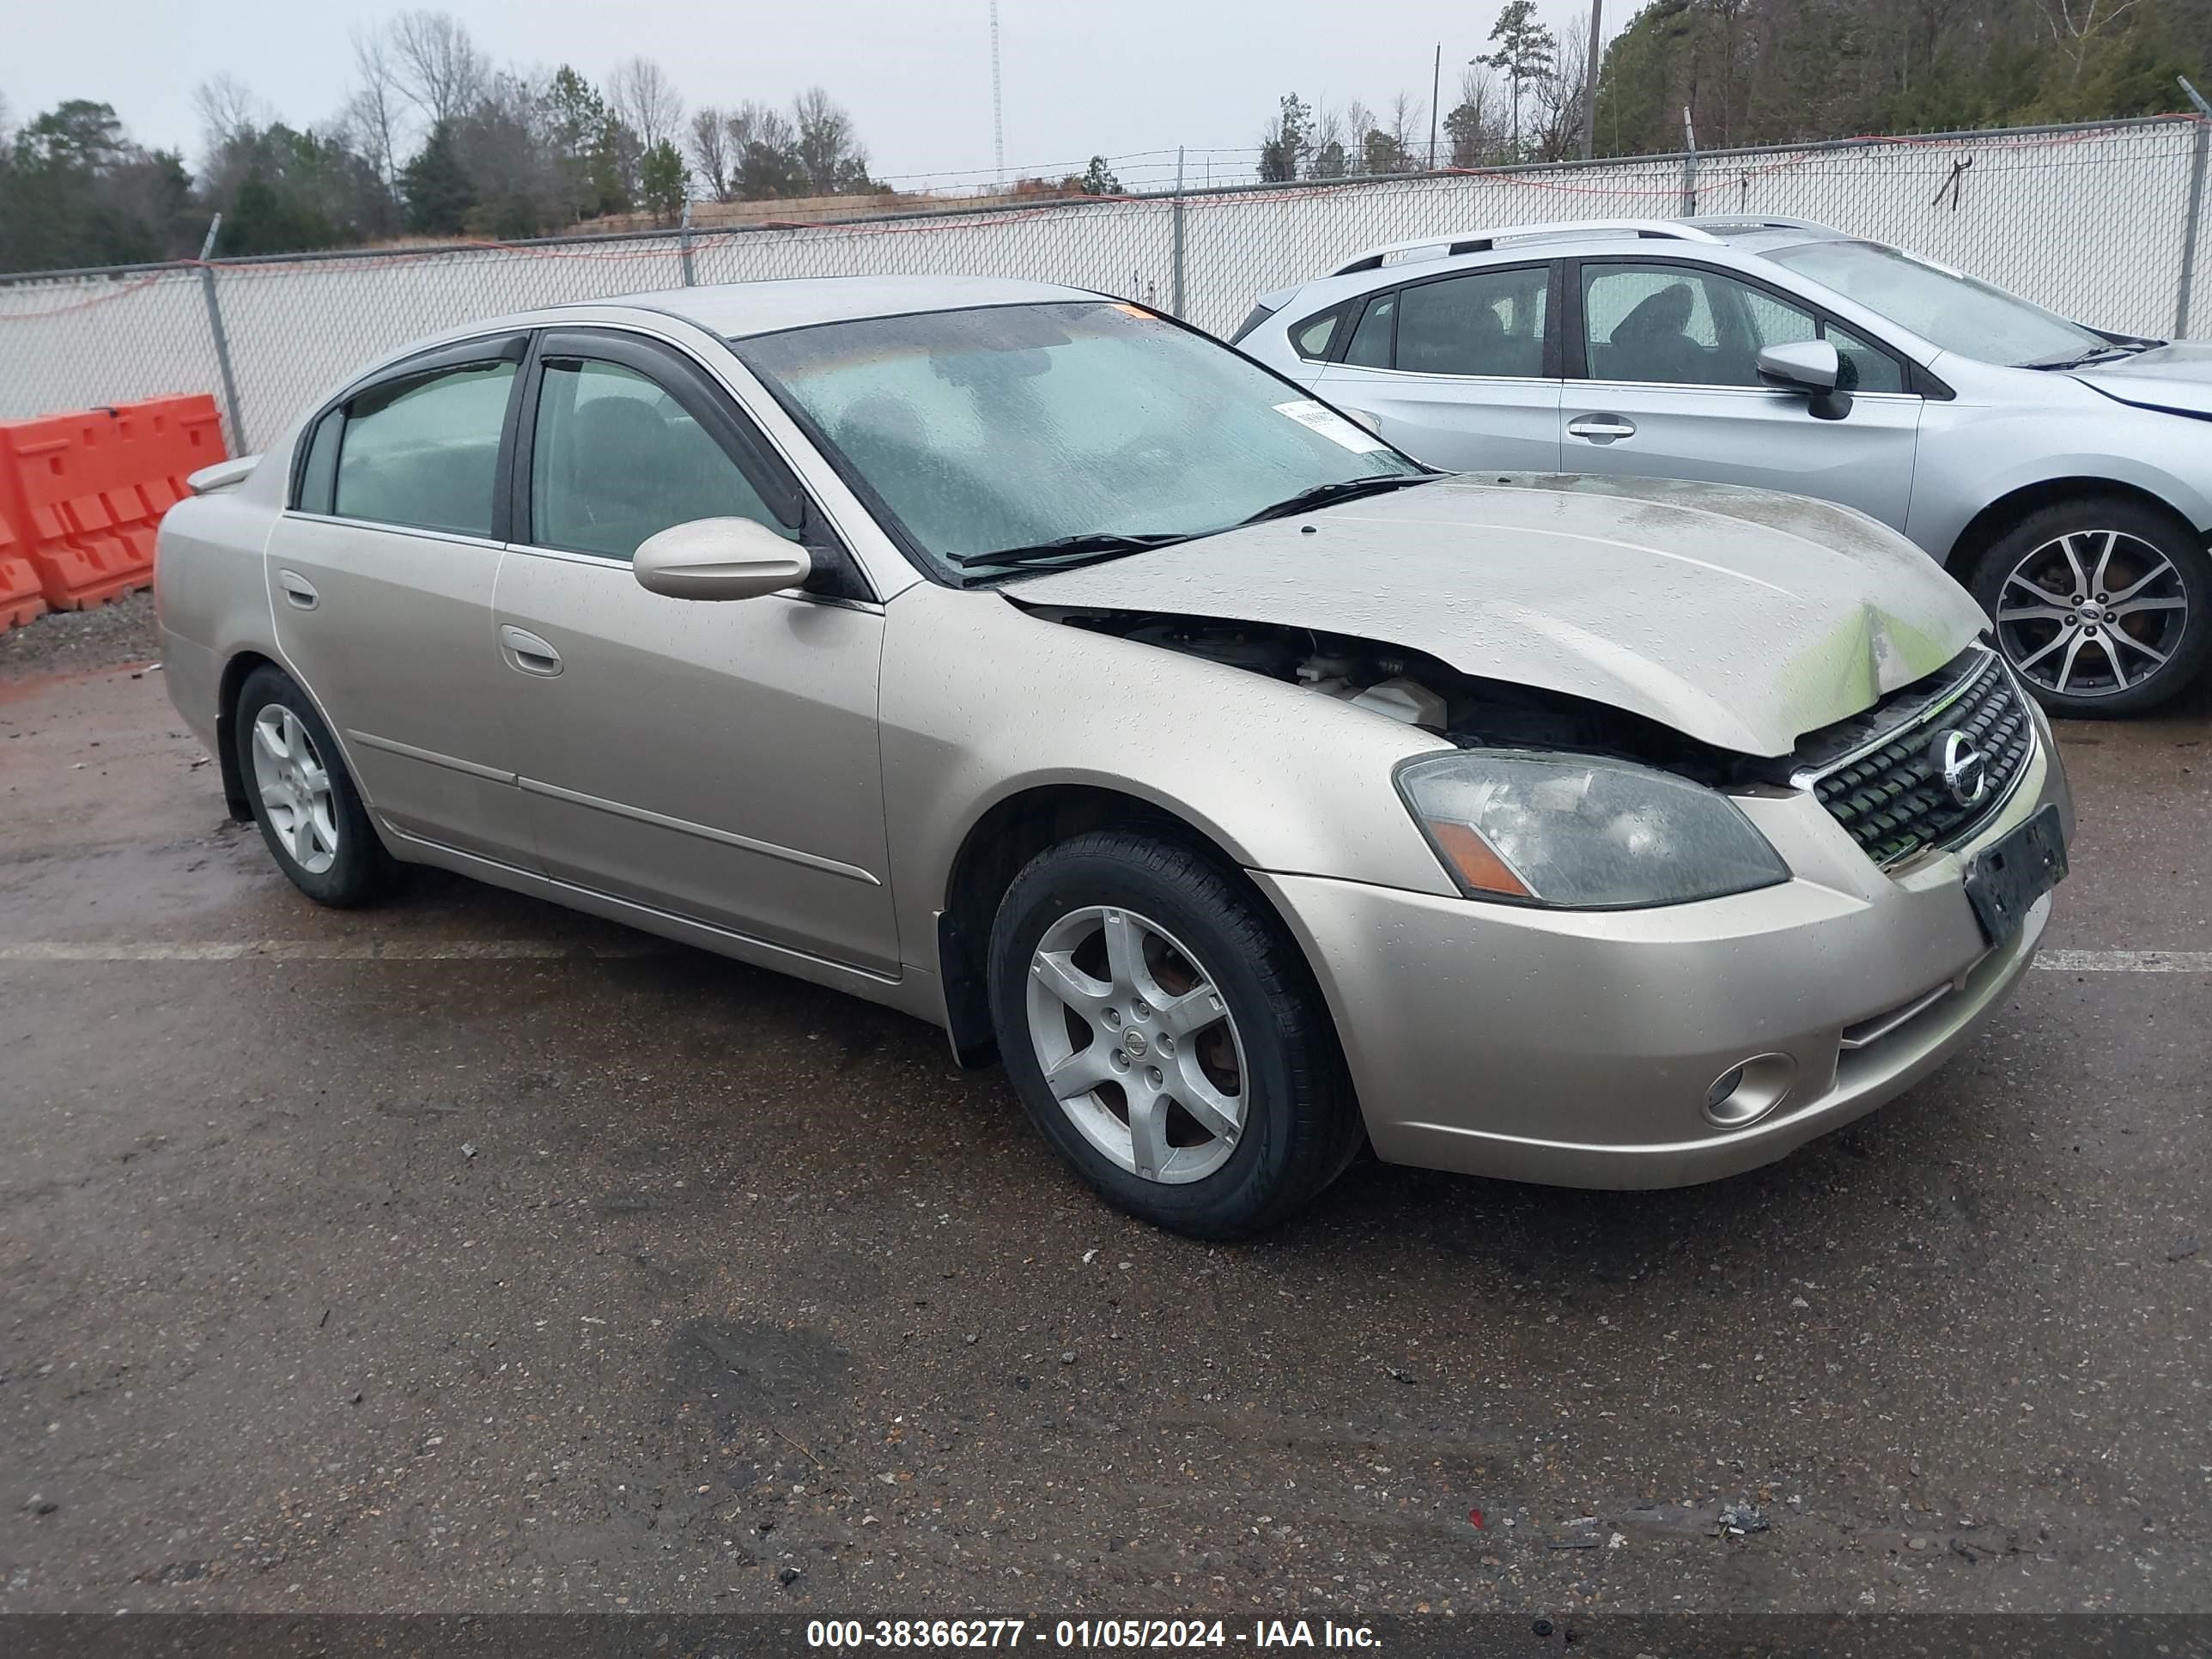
1972,497,2210,716
234,665,395,907
988,830,1362,1238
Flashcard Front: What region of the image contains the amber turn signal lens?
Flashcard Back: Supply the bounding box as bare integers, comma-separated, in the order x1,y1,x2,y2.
1427,820,1533,899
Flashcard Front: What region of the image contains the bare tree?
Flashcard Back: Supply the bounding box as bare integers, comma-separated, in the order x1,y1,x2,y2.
1384,91,1425,173
792,86,868,194
727,101,804,198
1308,103,1350,178
608,58,684,152
389,11,487,129
1528,21,1590,161
2035,0,2150,81
687,106,733,201
191,73,267,156
1444,64,1505,167
345,29,408,193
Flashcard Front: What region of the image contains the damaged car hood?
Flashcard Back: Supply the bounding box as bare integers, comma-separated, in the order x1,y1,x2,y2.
2069,340,2212,418
1010,474,1989,758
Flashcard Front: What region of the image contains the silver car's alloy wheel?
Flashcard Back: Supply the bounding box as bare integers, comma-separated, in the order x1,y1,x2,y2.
251,705,340,875
1995,529,2188,699
1024,906,1249,1185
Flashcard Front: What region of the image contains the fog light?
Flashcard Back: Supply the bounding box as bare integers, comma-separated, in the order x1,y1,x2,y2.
1702,1053,1796,1128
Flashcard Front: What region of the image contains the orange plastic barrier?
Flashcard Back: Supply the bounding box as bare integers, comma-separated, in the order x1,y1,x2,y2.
0,508,47,632
0,395,227,612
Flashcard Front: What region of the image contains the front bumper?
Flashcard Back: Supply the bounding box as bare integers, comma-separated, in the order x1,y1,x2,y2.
1254,711,2073,1189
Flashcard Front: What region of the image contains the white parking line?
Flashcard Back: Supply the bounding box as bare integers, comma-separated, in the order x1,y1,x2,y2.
2032,949,2212,974
0,940,658,962
0,941,2203,972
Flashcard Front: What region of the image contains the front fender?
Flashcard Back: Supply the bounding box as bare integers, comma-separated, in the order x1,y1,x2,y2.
1906,373,2212,558
878,583,1461,975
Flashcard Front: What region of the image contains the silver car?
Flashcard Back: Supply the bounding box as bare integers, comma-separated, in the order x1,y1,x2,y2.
1236,216,2212,714
157,276,2073,1237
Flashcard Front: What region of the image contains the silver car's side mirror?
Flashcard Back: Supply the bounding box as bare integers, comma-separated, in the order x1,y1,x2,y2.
633,517,811,601
1756,339,1841,392
1756,340,1853,422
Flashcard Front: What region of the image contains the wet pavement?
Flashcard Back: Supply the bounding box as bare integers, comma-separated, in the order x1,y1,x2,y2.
1,603,2207,1618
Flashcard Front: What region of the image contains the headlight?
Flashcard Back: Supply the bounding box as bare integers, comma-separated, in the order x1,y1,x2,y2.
1396,750,1790,908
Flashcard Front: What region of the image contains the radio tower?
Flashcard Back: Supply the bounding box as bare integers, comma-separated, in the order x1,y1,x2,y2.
990,2,1005,188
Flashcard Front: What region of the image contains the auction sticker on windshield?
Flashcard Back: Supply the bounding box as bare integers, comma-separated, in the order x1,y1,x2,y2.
1273,399,1389,453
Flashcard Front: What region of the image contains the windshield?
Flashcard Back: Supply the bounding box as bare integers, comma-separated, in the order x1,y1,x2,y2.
732,300,1427,580
1765,240,2111,367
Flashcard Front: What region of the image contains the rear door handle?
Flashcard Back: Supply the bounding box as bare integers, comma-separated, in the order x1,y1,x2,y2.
1567,415,1638,443
500,625,563,678
277,570,319,609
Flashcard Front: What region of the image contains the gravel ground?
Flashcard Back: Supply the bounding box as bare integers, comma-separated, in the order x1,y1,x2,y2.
0,592,161,680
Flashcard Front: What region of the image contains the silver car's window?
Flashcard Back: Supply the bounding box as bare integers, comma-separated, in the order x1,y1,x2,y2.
1343,293,1396,368
1765,239,2106,366
1394,268,1549,378
735,301,1423,579
1583,264,1903,392
1735,286,1905,394
332,361,515,538
1291,308,1340,359
530,359,794,562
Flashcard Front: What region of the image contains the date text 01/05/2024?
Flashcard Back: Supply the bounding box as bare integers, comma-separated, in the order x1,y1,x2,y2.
805,1620,1382,1650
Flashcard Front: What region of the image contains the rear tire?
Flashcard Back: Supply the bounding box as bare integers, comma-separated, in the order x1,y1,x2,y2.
987,830,1361,1239
1968,495,2210,717
234,666,395,908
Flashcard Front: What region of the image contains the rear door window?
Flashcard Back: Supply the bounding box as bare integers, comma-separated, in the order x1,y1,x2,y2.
1392,266,1550,378
332,361,517,538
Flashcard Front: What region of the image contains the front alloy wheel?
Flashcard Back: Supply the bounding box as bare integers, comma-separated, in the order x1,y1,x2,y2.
1972,496,2209,716
1025,905,1249,1184
987,830,1362,1237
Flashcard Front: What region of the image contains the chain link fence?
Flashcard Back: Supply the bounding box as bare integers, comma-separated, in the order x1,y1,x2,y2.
3,115,2206,455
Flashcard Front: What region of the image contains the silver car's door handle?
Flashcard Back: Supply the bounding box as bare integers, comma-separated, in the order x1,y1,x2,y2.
277,570,319,609
1567,414,1638,443
500,625,563,678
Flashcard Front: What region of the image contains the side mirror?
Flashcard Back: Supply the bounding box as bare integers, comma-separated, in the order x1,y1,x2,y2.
633,517,811,601
1756,340,1854,422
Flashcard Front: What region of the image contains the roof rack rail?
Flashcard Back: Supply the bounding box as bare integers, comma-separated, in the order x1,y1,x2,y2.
1329,218,1723,276
1681,214,1849,237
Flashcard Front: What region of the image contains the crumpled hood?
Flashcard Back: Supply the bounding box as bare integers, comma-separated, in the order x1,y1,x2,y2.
2070,340,2212,417
1011,474,1989,758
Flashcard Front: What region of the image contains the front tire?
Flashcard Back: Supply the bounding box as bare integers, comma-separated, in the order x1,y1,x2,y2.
234,665,394,907
987,830,1361,1238
1969,495,2210,716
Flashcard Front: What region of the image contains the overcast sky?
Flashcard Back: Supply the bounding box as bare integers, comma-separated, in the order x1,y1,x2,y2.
9,0,1618,189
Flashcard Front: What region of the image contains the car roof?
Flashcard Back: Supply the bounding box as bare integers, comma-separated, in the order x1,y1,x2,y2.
588,273,1101,337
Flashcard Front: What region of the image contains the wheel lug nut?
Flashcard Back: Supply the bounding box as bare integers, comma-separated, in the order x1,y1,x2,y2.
1157,1033,1176,1055
1109,1050,1129,1071
1103,1007,1121,1028
1146,1066,1164,1088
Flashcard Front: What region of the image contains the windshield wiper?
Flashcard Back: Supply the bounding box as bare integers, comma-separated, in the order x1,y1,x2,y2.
944,531,1192,583
2021,343,2146,370
1237,472,1435,526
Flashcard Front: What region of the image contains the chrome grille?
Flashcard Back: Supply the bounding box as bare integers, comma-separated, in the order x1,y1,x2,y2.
1795,651,2035,868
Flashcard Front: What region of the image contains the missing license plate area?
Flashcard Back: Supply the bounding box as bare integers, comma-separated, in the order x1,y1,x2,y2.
1964,804,2069,946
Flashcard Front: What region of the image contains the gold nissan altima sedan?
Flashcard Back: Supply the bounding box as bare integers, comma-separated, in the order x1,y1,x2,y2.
157,276,2072,1236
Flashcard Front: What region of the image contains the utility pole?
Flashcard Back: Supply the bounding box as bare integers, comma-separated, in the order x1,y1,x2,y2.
990,1,1005,188
1429,42,1441,171
1581,0,1602,160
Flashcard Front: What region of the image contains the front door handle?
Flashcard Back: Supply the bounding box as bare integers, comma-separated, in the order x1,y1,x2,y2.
277,570,319,609
1567,414,1638,444
500,625,563,678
